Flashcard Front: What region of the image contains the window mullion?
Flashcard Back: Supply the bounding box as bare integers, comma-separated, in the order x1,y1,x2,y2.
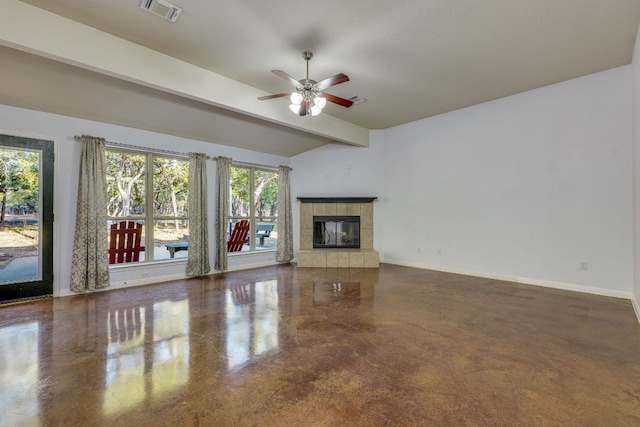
146,153,154,261
249,168,255,251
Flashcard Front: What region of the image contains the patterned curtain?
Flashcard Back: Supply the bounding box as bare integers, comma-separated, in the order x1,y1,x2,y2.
215,156,232,271
186,153,210,276
276,166,294,262
70,135,110,292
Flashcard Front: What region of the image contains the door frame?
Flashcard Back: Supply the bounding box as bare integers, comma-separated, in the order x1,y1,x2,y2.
0,134,54,302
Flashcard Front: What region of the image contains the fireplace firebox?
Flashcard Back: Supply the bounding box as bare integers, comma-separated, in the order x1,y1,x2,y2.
313,216,360,248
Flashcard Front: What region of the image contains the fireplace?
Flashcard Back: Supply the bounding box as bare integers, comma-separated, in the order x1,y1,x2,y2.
297,197,378,268
313,216,360,248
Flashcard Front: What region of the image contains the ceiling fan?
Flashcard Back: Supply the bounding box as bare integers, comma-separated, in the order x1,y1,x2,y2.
258,51,354,117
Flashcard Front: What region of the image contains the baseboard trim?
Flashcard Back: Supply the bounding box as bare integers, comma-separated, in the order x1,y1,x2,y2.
383,259,634,300
109,273,190,290
57,273,191,297
632,295,640,326
217,260,281,274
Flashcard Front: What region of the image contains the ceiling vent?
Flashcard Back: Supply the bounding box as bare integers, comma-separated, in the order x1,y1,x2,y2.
348,95,367,105
140,0,182,23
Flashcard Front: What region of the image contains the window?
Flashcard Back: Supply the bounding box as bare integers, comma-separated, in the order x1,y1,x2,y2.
106,149,189,263
229,165,278,252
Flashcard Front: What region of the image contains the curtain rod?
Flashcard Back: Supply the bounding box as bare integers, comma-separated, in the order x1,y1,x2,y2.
75,136,211,159
215,157,291,171
106,141,211,159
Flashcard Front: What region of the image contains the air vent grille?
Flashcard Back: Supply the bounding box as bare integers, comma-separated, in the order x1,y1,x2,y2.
348,95,367,105
140,0,182,23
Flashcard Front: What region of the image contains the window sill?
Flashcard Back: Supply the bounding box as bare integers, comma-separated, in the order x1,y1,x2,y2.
228,250,276,258
108,258,187,271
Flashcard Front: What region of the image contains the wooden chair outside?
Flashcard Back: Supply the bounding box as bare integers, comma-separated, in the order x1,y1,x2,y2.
227,219,250,252
108,221,145,264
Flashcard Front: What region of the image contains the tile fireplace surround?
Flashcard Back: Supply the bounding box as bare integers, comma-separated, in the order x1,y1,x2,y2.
297,197,379,268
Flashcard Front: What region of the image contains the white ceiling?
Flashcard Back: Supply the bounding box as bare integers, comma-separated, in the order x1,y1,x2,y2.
2,0,640,156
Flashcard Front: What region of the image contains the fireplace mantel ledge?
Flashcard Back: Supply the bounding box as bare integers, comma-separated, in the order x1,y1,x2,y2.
297,197,377,203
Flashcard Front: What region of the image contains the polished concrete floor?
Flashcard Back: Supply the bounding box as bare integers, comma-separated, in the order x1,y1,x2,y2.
1,264,640,426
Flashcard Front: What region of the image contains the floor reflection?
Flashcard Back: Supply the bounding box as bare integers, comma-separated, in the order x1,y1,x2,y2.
103,299,190,416
226,280,279,369
152,299,190,397
0,322,40,426
104,307,146,416
313,282,361,306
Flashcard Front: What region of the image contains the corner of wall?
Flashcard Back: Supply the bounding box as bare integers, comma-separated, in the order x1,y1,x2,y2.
632,19,640,322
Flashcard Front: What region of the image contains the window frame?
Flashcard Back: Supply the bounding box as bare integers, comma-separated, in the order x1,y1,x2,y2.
229,164,278,253
105,147,189,264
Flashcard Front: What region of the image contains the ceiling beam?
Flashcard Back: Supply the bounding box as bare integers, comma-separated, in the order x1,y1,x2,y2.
0,0,369,147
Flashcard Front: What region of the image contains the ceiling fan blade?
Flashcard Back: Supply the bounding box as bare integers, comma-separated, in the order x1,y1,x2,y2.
272,70,302,88
314,73,349,91
258,92,291,101
322,93,354,108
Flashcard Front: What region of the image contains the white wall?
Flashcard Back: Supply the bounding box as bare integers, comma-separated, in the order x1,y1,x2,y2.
383,66,633,296
0,104,289,297
290,131,386,257
632,21,640,315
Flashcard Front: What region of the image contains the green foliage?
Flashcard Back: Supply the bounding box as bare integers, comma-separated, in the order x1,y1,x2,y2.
230,166,278,218
0,148,40,216
153,157,189,217
106,150,189,219
106,150,146,217
231,166,250,216
254,169,278,217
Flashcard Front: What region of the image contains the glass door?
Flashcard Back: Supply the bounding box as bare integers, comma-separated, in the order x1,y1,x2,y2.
0,135,54,302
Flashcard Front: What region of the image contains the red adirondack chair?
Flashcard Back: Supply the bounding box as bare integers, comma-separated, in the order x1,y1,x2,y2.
108,221,145,264
227,219,249,252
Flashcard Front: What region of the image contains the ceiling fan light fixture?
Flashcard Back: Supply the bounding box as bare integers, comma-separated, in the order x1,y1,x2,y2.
290,92,303,105
314,96,327,110
310,105,322,116
289,103,301,114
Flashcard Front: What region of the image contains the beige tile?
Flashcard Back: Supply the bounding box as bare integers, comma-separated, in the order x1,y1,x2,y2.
325,204,337,216
360,209,373,229
326,252,338,268
313,203,328,216
364,251,379,268
300,230,313,250
300,204,313,230
336,203,347,216
297,251,313,267
337,252,350,268
360,229,373,249
312,252,327,268
346,203,361,216
301,202,313,217
360,203,373,219
349,253,365,268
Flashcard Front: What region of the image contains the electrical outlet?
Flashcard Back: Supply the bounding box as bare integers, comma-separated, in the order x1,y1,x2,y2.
579,261,588,271
437,248,442,255
417,248,421,253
